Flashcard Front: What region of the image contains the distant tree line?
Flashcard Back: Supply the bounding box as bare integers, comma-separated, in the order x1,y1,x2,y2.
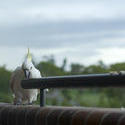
1,55,125,107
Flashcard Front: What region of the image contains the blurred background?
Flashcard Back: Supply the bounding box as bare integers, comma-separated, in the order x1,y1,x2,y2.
1,0,125,107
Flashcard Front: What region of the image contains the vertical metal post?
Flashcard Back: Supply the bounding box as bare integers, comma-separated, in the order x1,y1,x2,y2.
40,89,46,107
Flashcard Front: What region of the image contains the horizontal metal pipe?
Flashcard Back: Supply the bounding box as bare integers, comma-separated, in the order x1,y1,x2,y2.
21,73,125,89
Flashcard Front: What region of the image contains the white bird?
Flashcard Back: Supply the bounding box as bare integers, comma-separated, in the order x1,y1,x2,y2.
10,49,41,105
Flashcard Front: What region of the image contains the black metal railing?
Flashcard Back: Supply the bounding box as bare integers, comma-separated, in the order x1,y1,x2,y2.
21,73,125,106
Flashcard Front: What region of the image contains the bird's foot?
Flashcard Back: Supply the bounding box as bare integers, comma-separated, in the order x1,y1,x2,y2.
13,98,22,105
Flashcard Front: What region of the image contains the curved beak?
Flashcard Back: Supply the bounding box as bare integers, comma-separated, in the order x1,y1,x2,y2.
23,69,30,79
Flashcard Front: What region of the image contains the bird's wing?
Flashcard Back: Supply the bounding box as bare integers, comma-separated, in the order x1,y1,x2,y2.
36,69,42,78
9,67,23,93
32,68,42,78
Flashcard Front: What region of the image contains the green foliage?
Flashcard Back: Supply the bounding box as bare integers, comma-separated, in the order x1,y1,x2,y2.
70,63,84,75
0,66,11,93
37,61,66,76
0,66,13,103
110,63,125,71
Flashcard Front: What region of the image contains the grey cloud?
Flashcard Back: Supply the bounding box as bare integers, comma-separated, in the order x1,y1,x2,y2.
0,0,125,51
1,19,125,48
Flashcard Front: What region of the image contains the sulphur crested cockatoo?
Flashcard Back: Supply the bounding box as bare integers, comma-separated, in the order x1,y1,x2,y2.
10,49,41,105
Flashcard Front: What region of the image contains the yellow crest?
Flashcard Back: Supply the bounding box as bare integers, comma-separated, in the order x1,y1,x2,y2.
27,48,32,61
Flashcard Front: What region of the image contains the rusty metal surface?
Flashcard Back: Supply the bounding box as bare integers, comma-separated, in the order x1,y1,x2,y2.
0,104,125,125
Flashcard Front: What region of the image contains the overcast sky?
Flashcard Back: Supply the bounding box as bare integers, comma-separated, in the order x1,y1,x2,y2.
1,0,125,70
